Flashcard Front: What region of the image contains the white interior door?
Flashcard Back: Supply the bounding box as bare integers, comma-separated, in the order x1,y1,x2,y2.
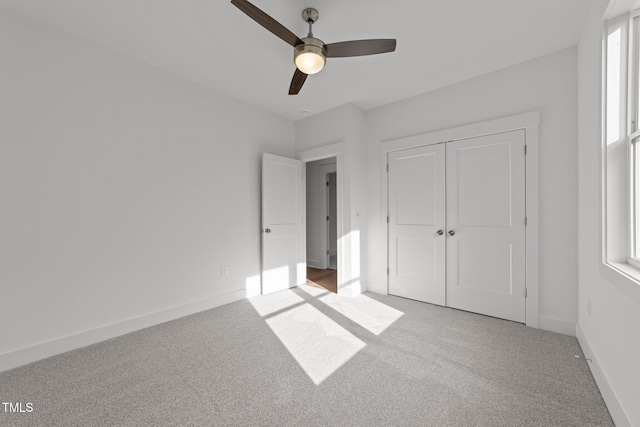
262,153,304,295
388,144,446,305
445,130,526,322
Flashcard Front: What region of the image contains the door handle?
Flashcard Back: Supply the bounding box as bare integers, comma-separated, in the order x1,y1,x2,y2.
436,230,444,236
448,230,455,236
264,228,271,234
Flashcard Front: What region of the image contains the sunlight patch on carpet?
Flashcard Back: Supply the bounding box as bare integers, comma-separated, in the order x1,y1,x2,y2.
297,282,330,297
319,293,404,335
265,303,365,385
248,289,304,317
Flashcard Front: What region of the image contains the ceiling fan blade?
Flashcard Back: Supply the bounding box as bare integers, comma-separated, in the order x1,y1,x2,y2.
289,69,308,95
231,0,303,47
325,39,396,58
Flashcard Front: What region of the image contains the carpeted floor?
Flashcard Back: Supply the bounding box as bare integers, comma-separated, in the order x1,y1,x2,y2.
0,286,613,426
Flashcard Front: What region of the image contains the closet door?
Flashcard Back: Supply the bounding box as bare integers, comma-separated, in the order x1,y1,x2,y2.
445,130,526,322
388,144,446,305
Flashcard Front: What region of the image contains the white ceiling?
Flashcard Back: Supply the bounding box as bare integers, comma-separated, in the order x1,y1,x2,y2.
0,0,591,121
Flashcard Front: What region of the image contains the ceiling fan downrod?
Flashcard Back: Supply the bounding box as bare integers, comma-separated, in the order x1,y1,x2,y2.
302,8,319,37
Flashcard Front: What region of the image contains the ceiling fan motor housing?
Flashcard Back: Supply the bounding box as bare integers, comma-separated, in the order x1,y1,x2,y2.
294,37,326,74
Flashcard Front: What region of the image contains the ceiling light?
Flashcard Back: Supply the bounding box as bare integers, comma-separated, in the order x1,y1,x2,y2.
231,1,396,95
294,38,326,75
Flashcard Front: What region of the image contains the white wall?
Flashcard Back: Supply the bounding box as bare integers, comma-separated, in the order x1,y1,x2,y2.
0,7,294,370
296,104,366,296
305,158,336,269
365,48,579,335
577,0,640,425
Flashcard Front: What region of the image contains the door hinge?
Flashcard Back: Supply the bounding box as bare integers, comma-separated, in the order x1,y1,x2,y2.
326,250,330,255
326,181,329,187
326,216,329,221
387,215,390,223
524,216,528,226
524,145,528,155
387,267,390,275
386,163,389,172
524,288,528,298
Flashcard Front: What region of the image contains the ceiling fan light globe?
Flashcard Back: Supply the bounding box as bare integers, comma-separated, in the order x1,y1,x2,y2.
295,52,325,74
294,37,327,75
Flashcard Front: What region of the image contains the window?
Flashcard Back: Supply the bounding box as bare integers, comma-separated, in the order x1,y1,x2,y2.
631,13,640,263
603,10,640,276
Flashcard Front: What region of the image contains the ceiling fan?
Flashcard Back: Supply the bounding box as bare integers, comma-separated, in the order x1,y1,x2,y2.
230,0,397,95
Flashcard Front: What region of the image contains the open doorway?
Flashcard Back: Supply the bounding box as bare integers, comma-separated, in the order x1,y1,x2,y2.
326,172,337,270
305,157,338,293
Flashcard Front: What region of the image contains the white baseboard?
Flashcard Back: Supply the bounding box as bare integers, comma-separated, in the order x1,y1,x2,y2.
359,281,369,293
576,324,631,427
0,289,245,373
538,315,576,336
307,259,323,269
364,282,387,295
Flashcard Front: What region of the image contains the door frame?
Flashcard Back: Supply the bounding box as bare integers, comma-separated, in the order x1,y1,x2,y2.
297,142,347,295
379,111,540,328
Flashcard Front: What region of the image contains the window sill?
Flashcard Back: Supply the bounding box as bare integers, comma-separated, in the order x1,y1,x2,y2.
600,262,640,306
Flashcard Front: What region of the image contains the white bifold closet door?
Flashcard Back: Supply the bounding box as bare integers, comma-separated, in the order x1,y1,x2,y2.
388,130,526,323
446,131,526,323
388,144,446,306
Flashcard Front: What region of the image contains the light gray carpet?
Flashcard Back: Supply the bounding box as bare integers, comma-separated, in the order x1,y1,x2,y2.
0,287,613,426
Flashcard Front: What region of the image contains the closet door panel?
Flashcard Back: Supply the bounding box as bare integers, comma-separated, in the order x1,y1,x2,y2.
388,144,446,305
446,130,526,323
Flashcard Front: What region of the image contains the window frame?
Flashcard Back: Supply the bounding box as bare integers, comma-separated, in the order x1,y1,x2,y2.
603,13,629,263
629,11,640,268
603,10,640,281
601,5,640,309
